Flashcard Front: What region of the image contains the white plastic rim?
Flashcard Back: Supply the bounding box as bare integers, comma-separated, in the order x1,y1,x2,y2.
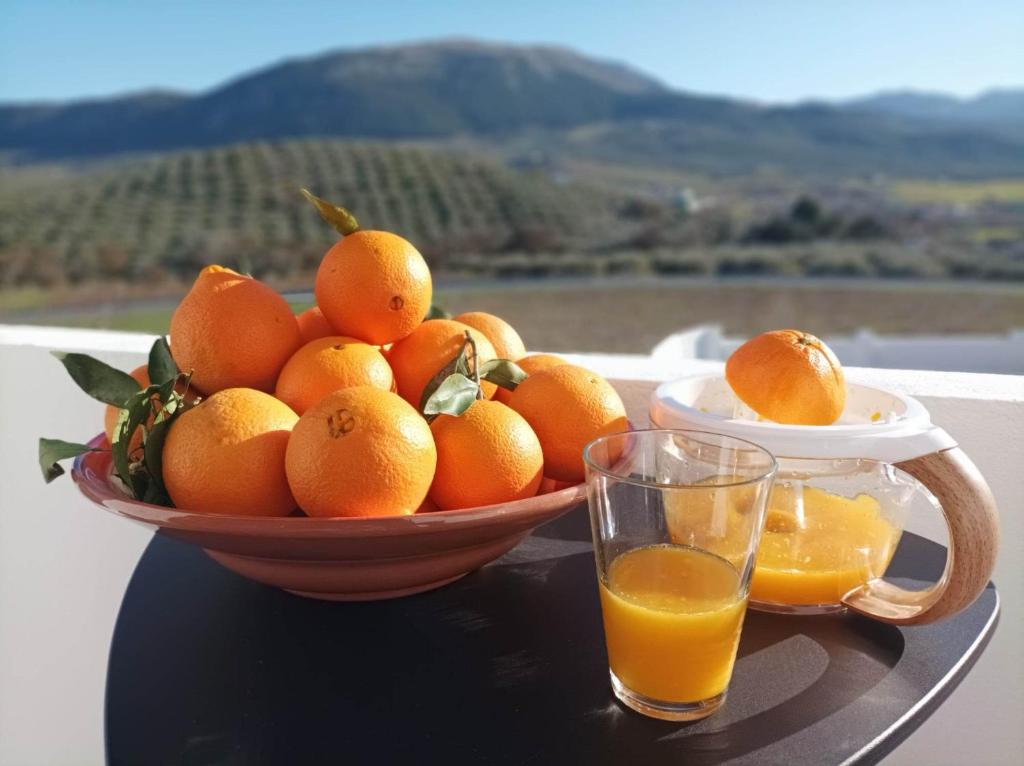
649,374,957,463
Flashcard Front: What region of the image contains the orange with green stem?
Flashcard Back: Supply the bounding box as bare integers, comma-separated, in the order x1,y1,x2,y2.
304,190,433,346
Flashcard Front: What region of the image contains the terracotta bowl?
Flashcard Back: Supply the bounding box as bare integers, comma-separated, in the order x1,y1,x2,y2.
71,435,586,601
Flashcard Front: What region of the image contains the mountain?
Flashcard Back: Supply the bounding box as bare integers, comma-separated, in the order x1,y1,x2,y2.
0,40,674,158
844,88,1024,133
1,40,1023,178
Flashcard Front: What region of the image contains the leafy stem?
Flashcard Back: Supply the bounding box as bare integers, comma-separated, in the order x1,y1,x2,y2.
465,331,484,401
52,351,141,406
420,331,529,420
300,188,361,236
39,439,100,483
40,337,195,508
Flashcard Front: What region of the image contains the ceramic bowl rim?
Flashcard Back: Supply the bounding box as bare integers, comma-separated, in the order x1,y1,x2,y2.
71,433,587,539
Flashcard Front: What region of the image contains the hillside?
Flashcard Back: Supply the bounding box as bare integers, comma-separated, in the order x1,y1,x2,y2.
3,137,1021,293
542,104,1024,178
2,40,1023,178
0,139,653,287
845,88,1024,135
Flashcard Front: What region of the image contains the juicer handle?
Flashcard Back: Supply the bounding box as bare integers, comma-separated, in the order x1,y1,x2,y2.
842,447,999,625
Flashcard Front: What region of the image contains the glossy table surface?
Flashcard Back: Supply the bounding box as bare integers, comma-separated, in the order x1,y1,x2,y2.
105,504,998,766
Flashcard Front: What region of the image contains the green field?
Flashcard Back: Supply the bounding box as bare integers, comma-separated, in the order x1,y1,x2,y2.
14,279,1023,354
890,179,1024,206
4,138,1022,294
0,140,645,288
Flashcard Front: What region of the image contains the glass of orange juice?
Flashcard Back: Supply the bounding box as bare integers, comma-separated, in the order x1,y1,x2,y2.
584,429,776,721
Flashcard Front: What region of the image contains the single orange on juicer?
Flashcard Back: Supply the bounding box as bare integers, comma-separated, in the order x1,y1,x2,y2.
725,329,845,425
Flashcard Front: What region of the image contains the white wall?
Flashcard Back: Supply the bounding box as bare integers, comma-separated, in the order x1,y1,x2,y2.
0,332,155,764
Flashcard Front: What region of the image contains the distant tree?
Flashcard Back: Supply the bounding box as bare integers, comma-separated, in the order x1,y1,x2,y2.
628,224,672,249
743,216,802,244
619,198,666,222
95,243,132,279
813,213,843,238
604,251,648,276
790,196,822,227
694,209,734,244
650,251,710,276
503,225,565,253
716,251,784,276
25,246,66,287
745,196,864,243
803,249,872,277
843,215,890,241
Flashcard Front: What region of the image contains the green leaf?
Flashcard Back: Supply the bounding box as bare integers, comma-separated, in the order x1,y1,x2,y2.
141,479,170,505
141,413,174,506
142,398,177,502
424,304,451,321
423,374,480,419
131,469,152,503
455,347,472,378
142,401,174,485
147,336,178,385
53,352,142,406
119,373,191,505
418,338,472,412
155,374,184,410
112,384,161,497
39,438,99,483
479,359,528,391
300,188,361,236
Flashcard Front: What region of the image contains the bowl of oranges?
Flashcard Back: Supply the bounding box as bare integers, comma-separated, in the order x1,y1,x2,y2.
47,192,629,600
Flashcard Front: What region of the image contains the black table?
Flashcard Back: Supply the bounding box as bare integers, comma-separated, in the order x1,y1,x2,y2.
105,504,998,766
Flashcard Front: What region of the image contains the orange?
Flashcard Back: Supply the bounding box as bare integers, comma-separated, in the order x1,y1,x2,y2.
170,265,302,395
725,329,845,425
452,312,526,361
495,353,567,405
275,336,394,415
387,319,497,407
507,365,629,483
285,386,437,517
162,388,298,516
429,399,544,511
103,365,149,447
315,230,432,345
296,306,337,344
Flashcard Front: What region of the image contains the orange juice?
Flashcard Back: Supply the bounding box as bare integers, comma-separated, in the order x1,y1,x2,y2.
751,487,900,605
664,483,900,607
598,545,746,703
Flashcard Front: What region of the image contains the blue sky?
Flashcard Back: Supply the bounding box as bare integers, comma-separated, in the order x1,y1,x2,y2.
2,1,1021,104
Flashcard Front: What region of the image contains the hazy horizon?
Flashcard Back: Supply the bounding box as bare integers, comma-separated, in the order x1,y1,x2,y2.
2,1,1022,104
1,36,1022,109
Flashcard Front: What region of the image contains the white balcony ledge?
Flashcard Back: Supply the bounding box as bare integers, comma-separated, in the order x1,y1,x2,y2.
0,325,1021,766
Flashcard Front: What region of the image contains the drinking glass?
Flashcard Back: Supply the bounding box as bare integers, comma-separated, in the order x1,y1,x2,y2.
584,429,777,721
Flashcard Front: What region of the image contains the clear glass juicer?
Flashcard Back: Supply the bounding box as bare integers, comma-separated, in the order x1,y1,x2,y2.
650,374,1000,624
